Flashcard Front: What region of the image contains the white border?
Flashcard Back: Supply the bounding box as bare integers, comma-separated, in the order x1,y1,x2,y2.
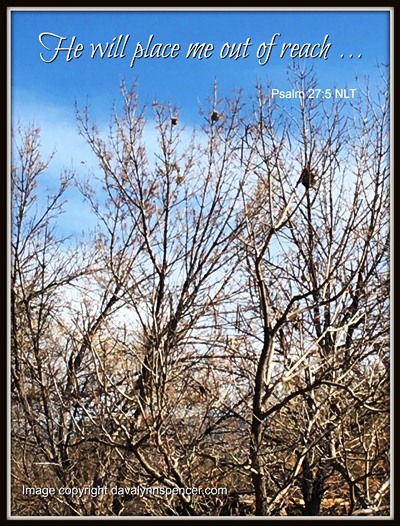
7,6,394,521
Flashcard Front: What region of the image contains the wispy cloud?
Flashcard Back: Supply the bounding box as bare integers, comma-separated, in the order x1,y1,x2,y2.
11,91,101,238
11,91,201,240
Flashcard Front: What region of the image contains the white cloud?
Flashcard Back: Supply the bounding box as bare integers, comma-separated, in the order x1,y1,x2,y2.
11,91,201,239
11,92,100,238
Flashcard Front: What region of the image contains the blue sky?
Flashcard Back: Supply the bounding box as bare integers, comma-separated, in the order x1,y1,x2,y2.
11,9,390,120
9,8,391,235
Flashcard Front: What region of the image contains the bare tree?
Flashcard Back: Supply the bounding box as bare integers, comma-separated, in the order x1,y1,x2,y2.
235,65,389,516
10,124,98,514
10,68,390,517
